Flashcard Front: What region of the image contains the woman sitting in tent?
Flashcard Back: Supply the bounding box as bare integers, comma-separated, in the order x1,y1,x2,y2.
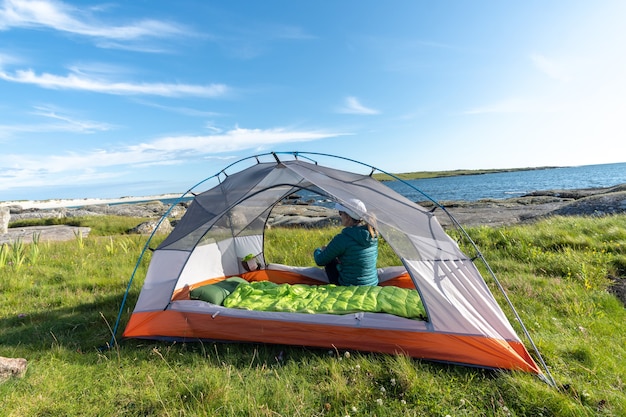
313,199,379,286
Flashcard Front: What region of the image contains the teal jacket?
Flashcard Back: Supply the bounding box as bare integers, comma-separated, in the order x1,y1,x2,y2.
314,225,378,286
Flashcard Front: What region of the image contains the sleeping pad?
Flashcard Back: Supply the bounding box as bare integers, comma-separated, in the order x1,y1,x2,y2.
222,281,426,320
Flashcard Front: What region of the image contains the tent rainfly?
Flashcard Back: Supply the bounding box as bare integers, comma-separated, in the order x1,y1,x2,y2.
114,152,552,382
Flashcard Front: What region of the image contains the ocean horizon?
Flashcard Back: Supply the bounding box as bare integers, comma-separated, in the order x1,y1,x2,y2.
386,161,626,202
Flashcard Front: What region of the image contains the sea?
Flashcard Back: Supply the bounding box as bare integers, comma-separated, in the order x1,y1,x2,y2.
383,162,626,202
156,162,626,206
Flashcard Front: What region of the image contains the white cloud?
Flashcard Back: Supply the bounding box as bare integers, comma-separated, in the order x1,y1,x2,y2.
146,126,343,153
0,126,348,191
0,105,114,139
336,96,380,115
0,0,186,40
0,67,229,97
30,105,115,132
0,51,21,67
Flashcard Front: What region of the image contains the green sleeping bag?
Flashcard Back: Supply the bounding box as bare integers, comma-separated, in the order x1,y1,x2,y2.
222,281,426,320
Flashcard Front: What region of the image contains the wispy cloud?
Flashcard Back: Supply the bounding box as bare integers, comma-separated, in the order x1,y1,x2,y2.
132,99,225,118
214,22,316,60
530,53,571,82
0,51,22,66
0,0,191,53
0,0,187,40
30,105,115,132
336,96,380,115
0,104,114,139
0,126,348,191
463,98,534,115
261,23,316,41
462,97,562,115
0,67,229,97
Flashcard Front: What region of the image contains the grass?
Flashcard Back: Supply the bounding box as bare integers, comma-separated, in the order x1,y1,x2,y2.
1,214,626,416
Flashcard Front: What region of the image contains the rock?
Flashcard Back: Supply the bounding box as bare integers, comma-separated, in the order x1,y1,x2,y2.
0,356,27,382
9,207,74,222
82,201,168,217
167,203,186,218
549,191,626,217
5,205,24,213
0,225,91,245
8,201,182,222
129,219,173,235
431,186,626,228
0,206,9,234
268,205,340,228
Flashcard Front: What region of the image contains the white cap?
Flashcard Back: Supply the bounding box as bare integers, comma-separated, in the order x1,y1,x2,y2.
335,198,366,221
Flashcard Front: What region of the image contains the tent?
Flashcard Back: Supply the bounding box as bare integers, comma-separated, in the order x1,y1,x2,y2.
115,152,551,379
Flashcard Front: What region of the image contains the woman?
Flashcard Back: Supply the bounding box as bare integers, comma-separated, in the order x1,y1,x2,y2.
313,198,379,286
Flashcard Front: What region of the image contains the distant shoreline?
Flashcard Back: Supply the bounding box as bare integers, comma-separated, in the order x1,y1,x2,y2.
372,166,563,181
0,194,183,210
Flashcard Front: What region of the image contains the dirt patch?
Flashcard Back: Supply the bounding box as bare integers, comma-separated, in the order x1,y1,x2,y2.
608,276,626,308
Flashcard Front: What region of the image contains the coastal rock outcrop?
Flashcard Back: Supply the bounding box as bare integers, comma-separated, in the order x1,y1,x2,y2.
427,186,626,228
549,190,626,217
7,200,188,223
0,206,9,234
3,183,626,244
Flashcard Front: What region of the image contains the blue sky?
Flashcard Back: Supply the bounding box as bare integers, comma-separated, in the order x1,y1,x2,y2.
1,0,625,201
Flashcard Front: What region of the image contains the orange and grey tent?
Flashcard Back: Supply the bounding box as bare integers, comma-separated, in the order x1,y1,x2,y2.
114,152,553,382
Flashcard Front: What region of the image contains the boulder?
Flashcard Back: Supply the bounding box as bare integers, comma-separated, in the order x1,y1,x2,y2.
268,205,340,228
130,219,173,235
550,191,626,217
0,356,27,382
0,206,9,234
0,225,91,245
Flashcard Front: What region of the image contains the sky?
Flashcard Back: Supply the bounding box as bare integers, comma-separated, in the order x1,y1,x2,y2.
1,0,625,201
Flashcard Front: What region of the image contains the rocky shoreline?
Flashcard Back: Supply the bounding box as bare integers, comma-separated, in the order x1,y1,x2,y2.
2,183,626,244
425,183,626,228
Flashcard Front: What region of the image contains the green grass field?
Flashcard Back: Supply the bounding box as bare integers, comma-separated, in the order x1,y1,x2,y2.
1,215,625,416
